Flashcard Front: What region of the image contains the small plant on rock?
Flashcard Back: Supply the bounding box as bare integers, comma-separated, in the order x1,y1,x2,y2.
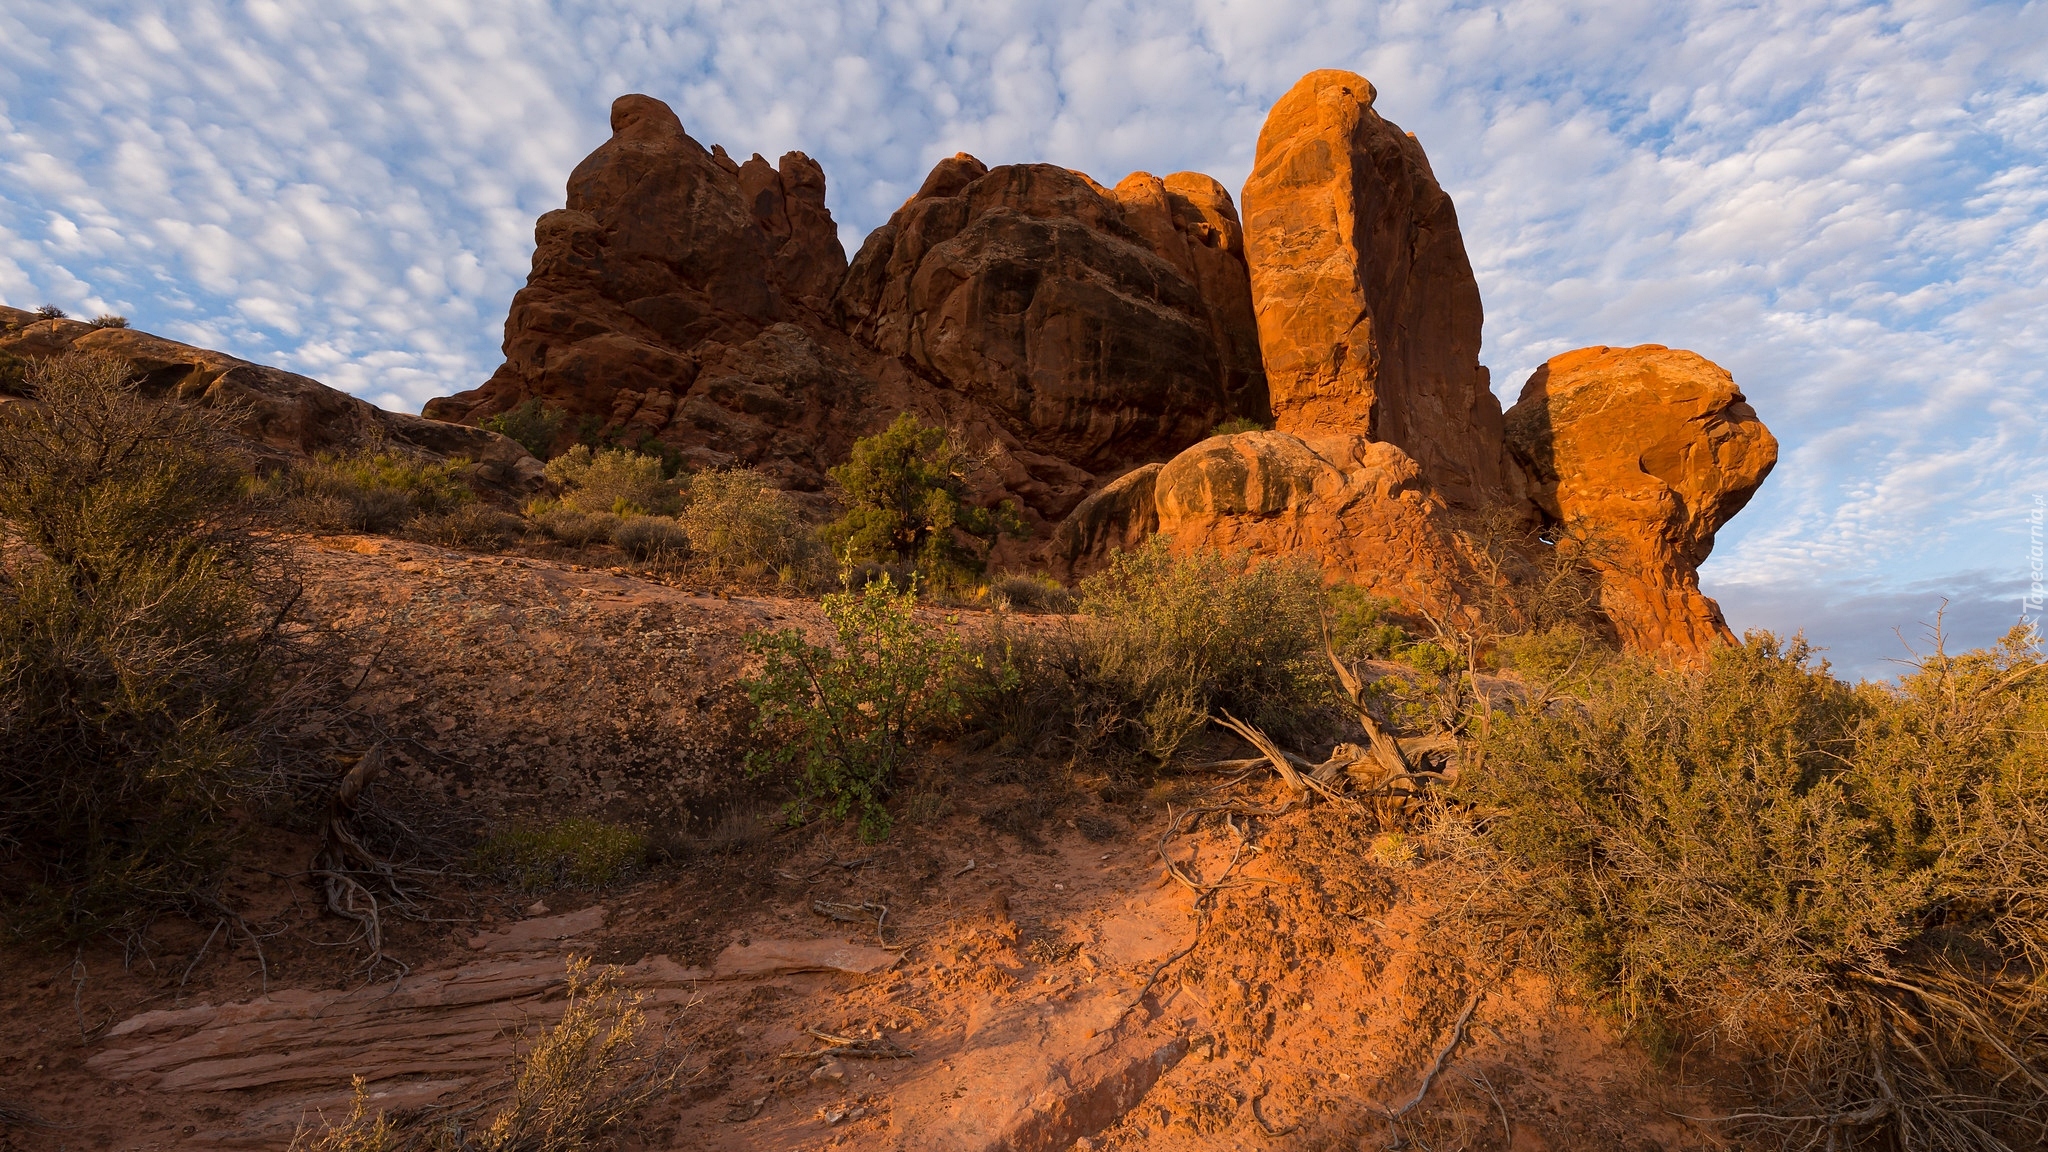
481,398,567,460
743,574,975,840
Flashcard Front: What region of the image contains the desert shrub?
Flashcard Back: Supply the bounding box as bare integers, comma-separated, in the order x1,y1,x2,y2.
975,540,1331,761
292,958,669,1152
33,304,65,319
610,514,689,561
1469,628,2048,1148
542,445,680,516
990,572,1074,614
274,448,475,533
528,503,622,548
1209,415,1266,436
1324,584,1413,661
88,313,128,329
677,467,805,576
288,1077,396,1152
412,503,524,551
820,413,1024,587
472,818,649,891
0,349,26,395
743,575,975,840
481,398,566,460
0,352,278,940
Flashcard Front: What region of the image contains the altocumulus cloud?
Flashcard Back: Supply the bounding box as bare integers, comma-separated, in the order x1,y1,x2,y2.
0,0,2043,671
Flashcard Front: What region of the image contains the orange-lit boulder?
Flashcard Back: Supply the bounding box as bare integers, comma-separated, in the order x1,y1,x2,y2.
1504,345,1778,653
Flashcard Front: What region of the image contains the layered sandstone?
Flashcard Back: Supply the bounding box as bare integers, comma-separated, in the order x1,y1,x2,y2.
1503,345,1777,652
836,157,1267,477
0,308,540,492
424,95,873,490
1240,69,1506,508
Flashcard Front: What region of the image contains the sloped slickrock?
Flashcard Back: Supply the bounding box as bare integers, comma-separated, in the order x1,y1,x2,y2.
424,94,873,489
836,157,1268,479
1240,69,1507,507
1503,345,1778,652
1049,462,1163,580
0,308,541,492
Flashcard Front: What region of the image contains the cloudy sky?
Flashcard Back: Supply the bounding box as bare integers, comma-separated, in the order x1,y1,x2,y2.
3,0,2043,677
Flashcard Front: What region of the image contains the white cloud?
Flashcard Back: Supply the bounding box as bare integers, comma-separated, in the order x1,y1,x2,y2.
0,0,2042,663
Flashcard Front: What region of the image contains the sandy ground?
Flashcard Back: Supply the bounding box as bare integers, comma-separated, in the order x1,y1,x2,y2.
0,535,1738,1151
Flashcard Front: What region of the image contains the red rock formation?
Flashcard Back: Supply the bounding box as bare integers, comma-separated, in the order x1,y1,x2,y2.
836,157,1267,480
1240,69,1506,508
0,308,540,491
1504,345,1778,653
425,94,869,489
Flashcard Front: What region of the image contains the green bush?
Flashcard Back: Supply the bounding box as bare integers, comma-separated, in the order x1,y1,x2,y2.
274,447,475,533
543,445,680,516
743,575,975,840
0,352,276,940
677,467,806,576
0,349,26,395
981,539,1331,761
610,514,688,561
472,819,649,891
820,413,1023,586
1208,416,1267,437
481,398,566,460
527,503,622,548
990,572,1074,614
1468,628,2048,1146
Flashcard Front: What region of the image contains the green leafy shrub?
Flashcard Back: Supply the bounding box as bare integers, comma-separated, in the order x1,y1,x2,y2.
0,349,26,395
0,352,278,940
1324,584,1413,661
472,819,649,891
481,398,567,460
743,575,974,840
543,445,680,516
1209,416,1267,436
610,515,689,561
274,447,475,533
1468,628,2048,1147
820,413,1023,586
677,467,806,576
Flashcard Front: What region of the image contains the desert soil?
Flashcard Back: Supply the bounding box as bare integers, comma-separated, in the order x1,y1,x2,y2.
0,537,1732,1151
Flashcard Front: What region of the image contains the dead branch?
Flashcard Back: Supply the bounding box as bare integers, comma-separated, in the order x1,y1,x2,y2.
1383,989,1483,1122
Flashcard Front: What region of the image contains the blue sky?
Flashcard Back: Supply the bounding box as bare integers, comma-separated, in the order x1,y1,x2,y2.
3,0,2043,678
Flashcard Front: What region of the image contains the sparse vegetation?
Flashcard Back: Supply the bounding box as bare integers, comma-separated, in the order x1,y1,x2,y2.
472,819,650,891
1209,415,1267,436
481,398,567,460
821,413,1024,587
609,514,689,561
527,504,621,548
989,571,1074,614
744,574,976,840
412,503,524,551
542,445,681,517
88,313,129,329
0,352,279,940
272,447,476,533
983,539,1332,761
677,466,806,577
33,304,66,320
1466,627,2048,1149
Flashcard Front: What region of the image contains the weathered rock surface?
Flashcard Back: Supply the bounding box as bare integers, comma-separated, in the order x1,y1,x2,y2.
1240,69,1506,508
0,308,541,492
1504,345,1778,652
836,157,1267,477
423,94,874,490
1056,431,1470,610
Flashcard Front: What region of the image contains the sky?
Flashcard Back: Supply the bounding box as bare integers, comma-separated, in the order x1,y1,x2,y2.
2,0,2043,679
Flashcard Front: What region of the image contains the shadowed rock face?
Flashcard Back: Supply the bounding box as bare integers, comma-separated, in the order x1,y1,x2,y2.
0,308,541,493
425,94,871,490
1240,69,1507,508
1504,345,1779,652
837,157,1267,476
